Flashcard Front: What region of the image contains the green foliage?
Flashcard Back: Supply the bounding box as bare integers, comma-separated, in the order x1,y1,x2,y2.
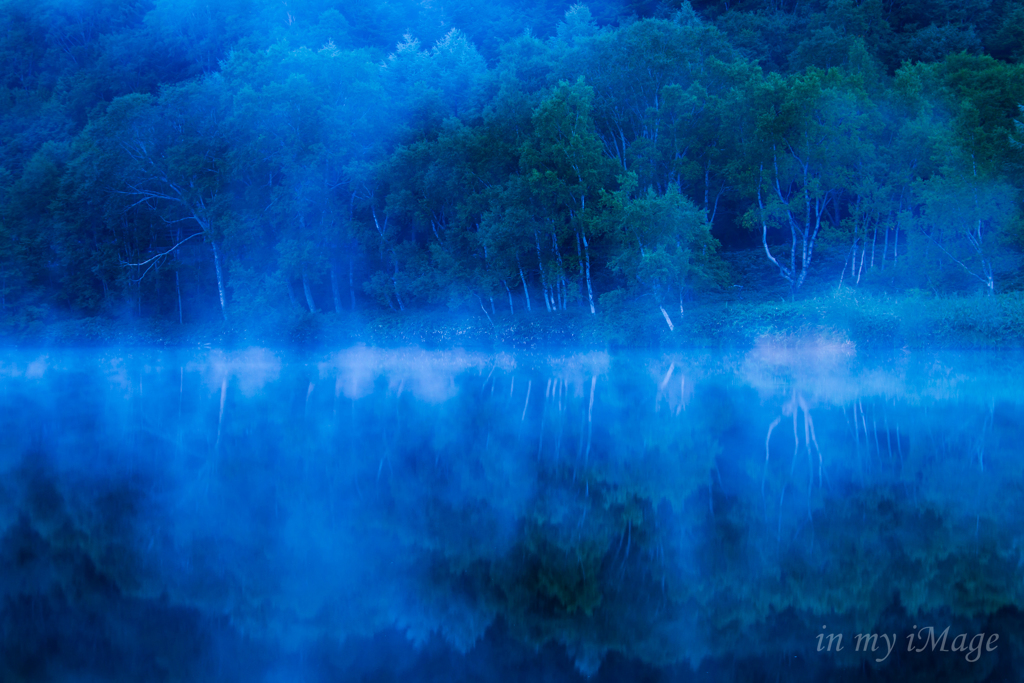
603,176,721,305
0,0,1021,339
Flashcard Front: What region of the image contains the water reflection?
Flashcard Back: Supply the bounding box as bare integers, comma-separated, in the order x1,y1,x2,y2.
1,346,1023,681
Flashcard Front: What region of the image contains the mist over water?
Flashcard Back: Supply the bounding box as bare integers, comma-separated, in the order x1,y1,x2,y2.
2,346,1024,681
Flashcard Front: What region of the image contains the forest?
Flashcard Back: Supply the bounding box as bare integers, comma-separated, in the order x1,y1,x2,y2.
1,0,1023,345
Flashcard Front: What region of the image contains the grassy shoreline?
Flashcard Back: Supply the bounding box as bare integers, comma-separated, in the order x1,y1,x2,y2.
4,290,1024,351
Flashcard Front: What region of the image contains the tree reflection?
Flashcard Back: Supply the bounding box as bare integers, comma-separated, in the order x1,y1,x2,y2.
1,348,1023,680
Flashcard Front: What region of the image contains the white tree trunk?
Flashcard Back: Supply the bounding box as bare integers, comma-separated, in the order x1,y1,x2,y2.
349,254,356,310
302,268,317,313
870,223,878,270
330,262,342,313
503,279,514,315
176,270,183,324
881,225,889,271
552,232,567,310
856,242,866,284
576,229,585,309
535,231,551,312
211,241,227,320
392,262,404,311
582,229,595,314
758,155,832,297
660,306,674,331
518,256,531,312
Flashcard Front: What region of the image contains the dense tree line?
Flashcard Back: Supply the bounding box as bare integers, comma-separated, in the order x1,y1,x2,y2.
0,0,1022,328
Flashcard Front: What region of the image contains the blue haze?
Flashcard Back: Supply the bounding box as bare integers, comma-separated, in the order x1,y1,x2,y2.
1,346,1023,681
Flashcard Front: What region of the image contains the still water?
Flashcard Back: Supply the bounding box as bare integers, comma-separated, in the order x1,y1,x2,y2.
2,344,1023,681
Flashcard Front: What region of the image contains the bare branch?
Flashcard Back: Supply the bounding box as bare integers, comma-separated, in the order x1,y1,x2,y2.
123,231,204,268
922,231,990,288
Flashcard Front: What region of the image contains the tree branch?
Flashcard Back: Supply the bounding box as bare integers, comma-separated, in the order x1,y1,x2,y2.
922,231,989,287
123,231,204,268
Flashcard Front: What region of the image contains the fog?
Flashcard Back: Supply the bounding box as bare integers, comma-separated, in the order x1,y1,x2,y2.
1,347,1022,681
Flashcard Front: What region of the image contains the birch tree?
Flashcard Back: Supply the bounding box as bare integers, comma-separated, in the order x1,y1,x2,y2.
604,173,718,330
523,78,614,314
1012,104,1024,150
222,42,384,314
751,70,873,297
911,154,1015,296
77,79,233,318
554,7,738,203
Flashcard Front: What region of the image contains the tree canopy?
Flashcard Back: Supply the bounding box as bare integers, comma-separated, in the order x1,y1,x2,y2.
1,0,1022,331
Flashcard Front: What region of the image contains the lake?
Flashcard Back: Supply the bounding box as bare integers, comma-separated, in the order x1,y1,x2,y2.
2,344,1023,682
